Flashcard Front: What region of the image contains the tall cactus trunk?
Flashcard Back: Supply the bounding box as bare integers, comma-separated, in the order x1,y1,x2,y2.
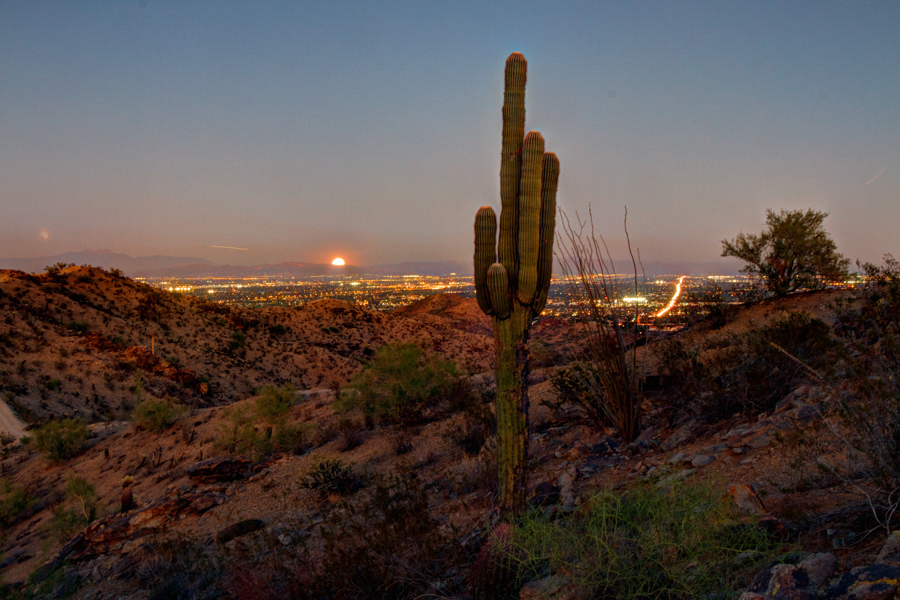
475,52,559,516
494,305,531,513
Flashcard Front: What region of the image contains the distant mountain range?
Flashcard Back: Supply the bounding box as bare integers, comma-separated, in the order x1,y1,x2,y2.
0,250,738,278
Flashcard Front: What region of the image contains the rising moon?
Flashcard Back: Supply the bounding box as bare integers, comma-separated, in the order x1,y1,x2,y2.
331,258,345,266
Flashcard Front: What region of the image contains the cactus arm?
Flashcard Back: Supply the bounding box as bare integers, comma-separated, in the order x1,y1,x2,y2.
487,263,511,319
474,207,498,315
516,131,545,304
498,53,527,290
533,152,559,315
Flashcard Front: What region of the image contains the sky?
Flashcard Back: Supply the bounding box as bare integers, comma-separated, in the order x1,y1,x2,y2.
1,1,898,271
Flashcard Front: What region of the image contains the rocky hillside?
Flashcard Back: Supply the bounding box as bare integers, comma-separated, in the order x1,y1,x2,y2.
0,266,494,425
2,277,900,600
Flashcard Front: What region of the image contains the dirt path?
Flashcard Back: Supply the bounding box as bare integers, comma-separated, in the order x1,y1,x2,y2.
0,400,26,440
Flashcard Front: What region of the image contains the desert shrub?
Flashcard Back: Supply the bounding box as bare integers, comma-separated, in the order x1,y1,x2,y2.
133,397,187,433
216,404,311,460
653,312,841,420
341,342,459,425
30,418,88,462
228,331,246,351
300,456,360,497
545,361,612,430
45,379,61,391
67,320,90,335
228,469,468,599
509,479,782,599
556,209,643,442
254,385,296,424
0,479,36,531
445,383,496,456
42,476,98,545
135,536,224,600
825,256,900,529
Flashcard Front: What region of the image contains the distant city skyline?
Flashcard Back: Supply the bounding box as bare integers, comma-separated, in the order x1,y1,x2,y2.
2,2,898,270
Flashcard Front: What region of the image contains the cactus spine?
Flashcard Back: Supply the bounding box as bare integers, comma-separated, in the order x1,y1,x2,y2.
474,52,559,515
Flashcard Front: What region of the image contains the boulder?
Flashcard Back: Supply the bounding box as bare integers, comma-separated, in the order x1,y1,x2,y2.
823,563,900,600
215,519,266,544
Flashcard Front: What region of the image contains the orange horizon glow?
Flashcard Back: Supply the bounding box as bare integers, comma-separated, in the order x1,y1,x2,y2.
655,275,686,318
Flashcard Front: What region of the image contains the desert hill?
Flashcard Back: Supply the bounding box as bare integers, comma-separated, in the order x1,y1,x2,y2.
3,282,900,599
0,266,493,427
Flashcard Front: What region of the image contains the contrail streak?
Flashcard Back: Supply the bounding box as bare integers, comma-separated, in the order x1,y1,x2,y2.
655,276,686,318
211,246,249,251
865,168,885,185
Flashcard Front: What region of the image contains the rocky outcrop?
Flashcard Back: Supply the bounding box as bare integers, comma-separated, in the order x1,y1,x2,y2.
34,488,224,580
186,456,254,484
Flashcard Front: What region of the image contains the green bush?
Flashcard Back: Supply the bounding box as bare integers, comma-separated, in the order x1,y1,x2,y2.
30,418,88,462
340,342,459,424
0,479,35,530
509,479,782,599
133,397,187,433
42,476,98,545
255,384,297,424
216,403,312,460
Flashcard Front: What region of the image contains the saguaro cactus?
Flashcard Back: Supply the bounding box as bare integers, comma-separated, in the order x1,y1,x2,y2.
475,52,559,515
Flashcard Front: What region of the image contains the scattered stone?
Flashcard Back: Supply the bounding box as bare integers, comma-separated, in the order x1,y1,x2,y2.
743,563,811,600
734,551,763,566
635,424,661,443
528,482,560,508
798,553,837,591
558,467,578,510
655,469,695,488
823,563,900,600
702,443,728,454
726,484,767,515
0,548,27,569
692,454,716,467
876,531,900,565
519,575,578,600
627,439,655,456
661,420,698,451
589,437,620,455
746,433,771,449
667,452,686,464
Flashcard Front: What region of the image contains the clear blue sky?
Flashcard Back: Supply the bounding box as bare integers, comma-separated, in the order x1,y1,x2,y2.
1,1,897,269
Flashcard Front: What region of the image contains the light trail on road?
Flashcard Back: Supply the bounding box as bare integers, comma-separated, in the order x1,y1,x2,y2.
655,275,686,318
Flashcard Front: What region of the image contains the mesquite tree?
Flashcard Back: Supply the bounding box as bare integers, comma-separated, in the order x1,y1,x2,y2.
474,52,559,515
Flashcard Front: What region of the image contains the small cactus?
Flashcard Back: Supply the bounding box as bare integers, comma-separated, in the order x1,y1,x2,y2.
474,53,559,515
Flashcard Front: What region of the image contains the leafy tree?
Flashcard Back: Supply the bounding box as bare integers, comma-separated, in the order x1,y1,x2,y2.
722,208,850,296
